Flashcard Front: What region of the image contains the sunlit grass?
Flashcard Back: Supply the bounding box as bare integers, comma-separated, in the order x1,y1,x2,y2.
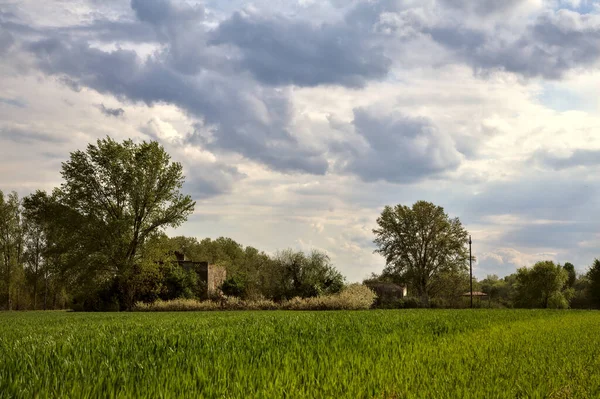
1,310,599,398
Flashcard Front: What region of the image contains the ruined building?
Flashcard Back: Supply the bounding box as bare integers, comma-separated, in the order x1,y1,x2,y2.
174,252,227,298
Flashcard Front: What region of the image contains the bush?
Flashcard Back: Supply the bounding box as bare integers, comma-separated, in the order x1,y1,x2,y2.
548,292,569,309
134,297,279,312
134,284,376,311
398,297,424,309
135,298,219,312
280,284,376,310
221,277,246,298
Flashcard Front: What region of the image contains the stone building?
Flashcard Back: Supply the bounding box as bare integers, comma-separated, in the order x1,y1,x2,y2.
174,252,227,298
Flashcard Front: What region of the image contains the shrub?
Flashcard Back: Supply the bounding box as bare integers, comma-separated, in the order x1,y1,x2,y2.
398,297,424,309
221,277,246,298
134,284,376,311
548,292,569,309
134,297,279,312
282,284,376,310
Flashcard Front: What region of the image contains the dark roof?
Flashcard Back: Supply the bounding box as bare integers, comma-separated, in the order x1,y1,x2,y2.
365,282,406,292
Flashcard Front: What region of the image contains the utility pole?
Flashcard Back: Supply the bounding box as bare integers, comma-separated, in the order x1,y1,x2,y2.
469,235,473,309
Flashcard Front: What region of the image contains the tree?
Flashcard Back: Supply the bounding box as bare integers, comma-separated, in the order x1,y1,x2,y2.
373,201,469,304
267,249,345,300
563,262,577,288
55,137,195,309
588,259,600,308
514,261,568,308
0,191,25,310
22,193,48,310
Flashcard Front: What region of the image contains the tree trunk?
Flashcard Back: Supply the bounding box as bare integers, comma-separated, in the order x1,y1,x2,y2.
43,272,48,311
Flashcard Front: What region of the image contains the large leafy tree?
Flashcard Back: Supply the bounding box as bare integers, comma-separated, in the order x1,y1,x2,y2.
56,137,195,309
514,261,568,309
267,249,345,300
373,201,469,303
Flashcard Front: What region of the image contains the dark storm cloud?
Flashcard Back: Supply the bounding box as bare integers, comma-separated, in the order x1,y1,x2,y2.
531,149,600,170
98,104,124,117
210,12,391,88
27,38,328,175
335,108,462,183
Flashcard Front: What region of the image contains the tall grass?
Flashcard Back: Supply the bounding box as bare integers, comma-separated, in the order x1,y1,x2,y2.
135,283,377,311
1,310,599,398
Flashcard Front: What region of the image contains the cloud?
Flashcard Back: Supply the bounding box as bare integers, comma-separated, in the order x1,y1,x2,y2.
210,11,391,87
477,248,559,274
531,148,600,170
342,1,600,80
131,0,204,27
98,104,124,117
432,9,600,79
0,127,66,144
0,28,14,53
498,221,598,249
141,118,246,199
0,97,26,108
27,38,328,175
334,108,462,183
467,175,598,220
437,0,532,16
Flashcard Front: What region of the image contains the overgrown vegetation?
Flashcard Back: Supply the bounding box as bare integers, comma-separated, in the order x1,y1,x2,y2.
2,310,600,398
2,137,600,311
0,138,346,311
135,284,376,311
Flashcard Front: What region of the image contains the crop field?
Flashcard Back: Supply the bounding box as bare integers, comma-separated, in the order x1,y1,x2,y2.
1,310,599,399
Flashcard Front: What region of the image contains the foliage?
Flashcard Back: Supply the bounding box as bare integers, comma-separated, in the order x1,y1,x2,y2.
2,311,600,398
266,249,345,300
563,262,577,288
0,191,25,310
55,137,195,309
221,276,246,298
514,261,568,308
135,298,278,311
588,259,600,308
137,283,375,311
373,201,469,303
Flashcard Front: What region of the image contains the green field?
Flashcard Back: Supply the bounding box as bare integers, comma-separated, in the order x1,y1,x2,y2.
1,310,599,398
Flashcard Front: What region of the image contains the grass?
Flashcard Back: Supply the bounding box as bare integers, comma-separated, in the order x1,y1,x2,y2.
1,310,599,398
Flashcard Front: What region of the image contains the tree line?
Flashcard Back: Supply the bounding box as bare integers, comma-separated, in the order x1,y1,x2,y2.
0,138,344,311
2,137,599,311
367,201,600,309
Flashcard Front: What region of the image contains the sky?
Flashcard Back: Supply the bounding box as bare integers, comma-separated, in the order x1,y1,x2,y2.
1,0,600,282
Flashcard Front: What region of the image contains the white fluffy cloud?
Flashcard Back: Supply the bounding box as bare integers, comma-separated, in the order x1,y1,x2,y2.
1,0,599,281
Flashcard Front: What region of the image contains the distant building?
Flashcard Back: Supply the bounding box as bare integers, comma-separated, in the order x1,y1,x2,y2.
461,291,488,298
174,252,227,298
364,282,407,307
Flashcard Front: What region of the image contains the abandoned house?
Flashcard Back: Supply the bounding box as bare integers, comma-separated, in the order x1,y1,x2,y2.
364,282,408,307
174,252,227,298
